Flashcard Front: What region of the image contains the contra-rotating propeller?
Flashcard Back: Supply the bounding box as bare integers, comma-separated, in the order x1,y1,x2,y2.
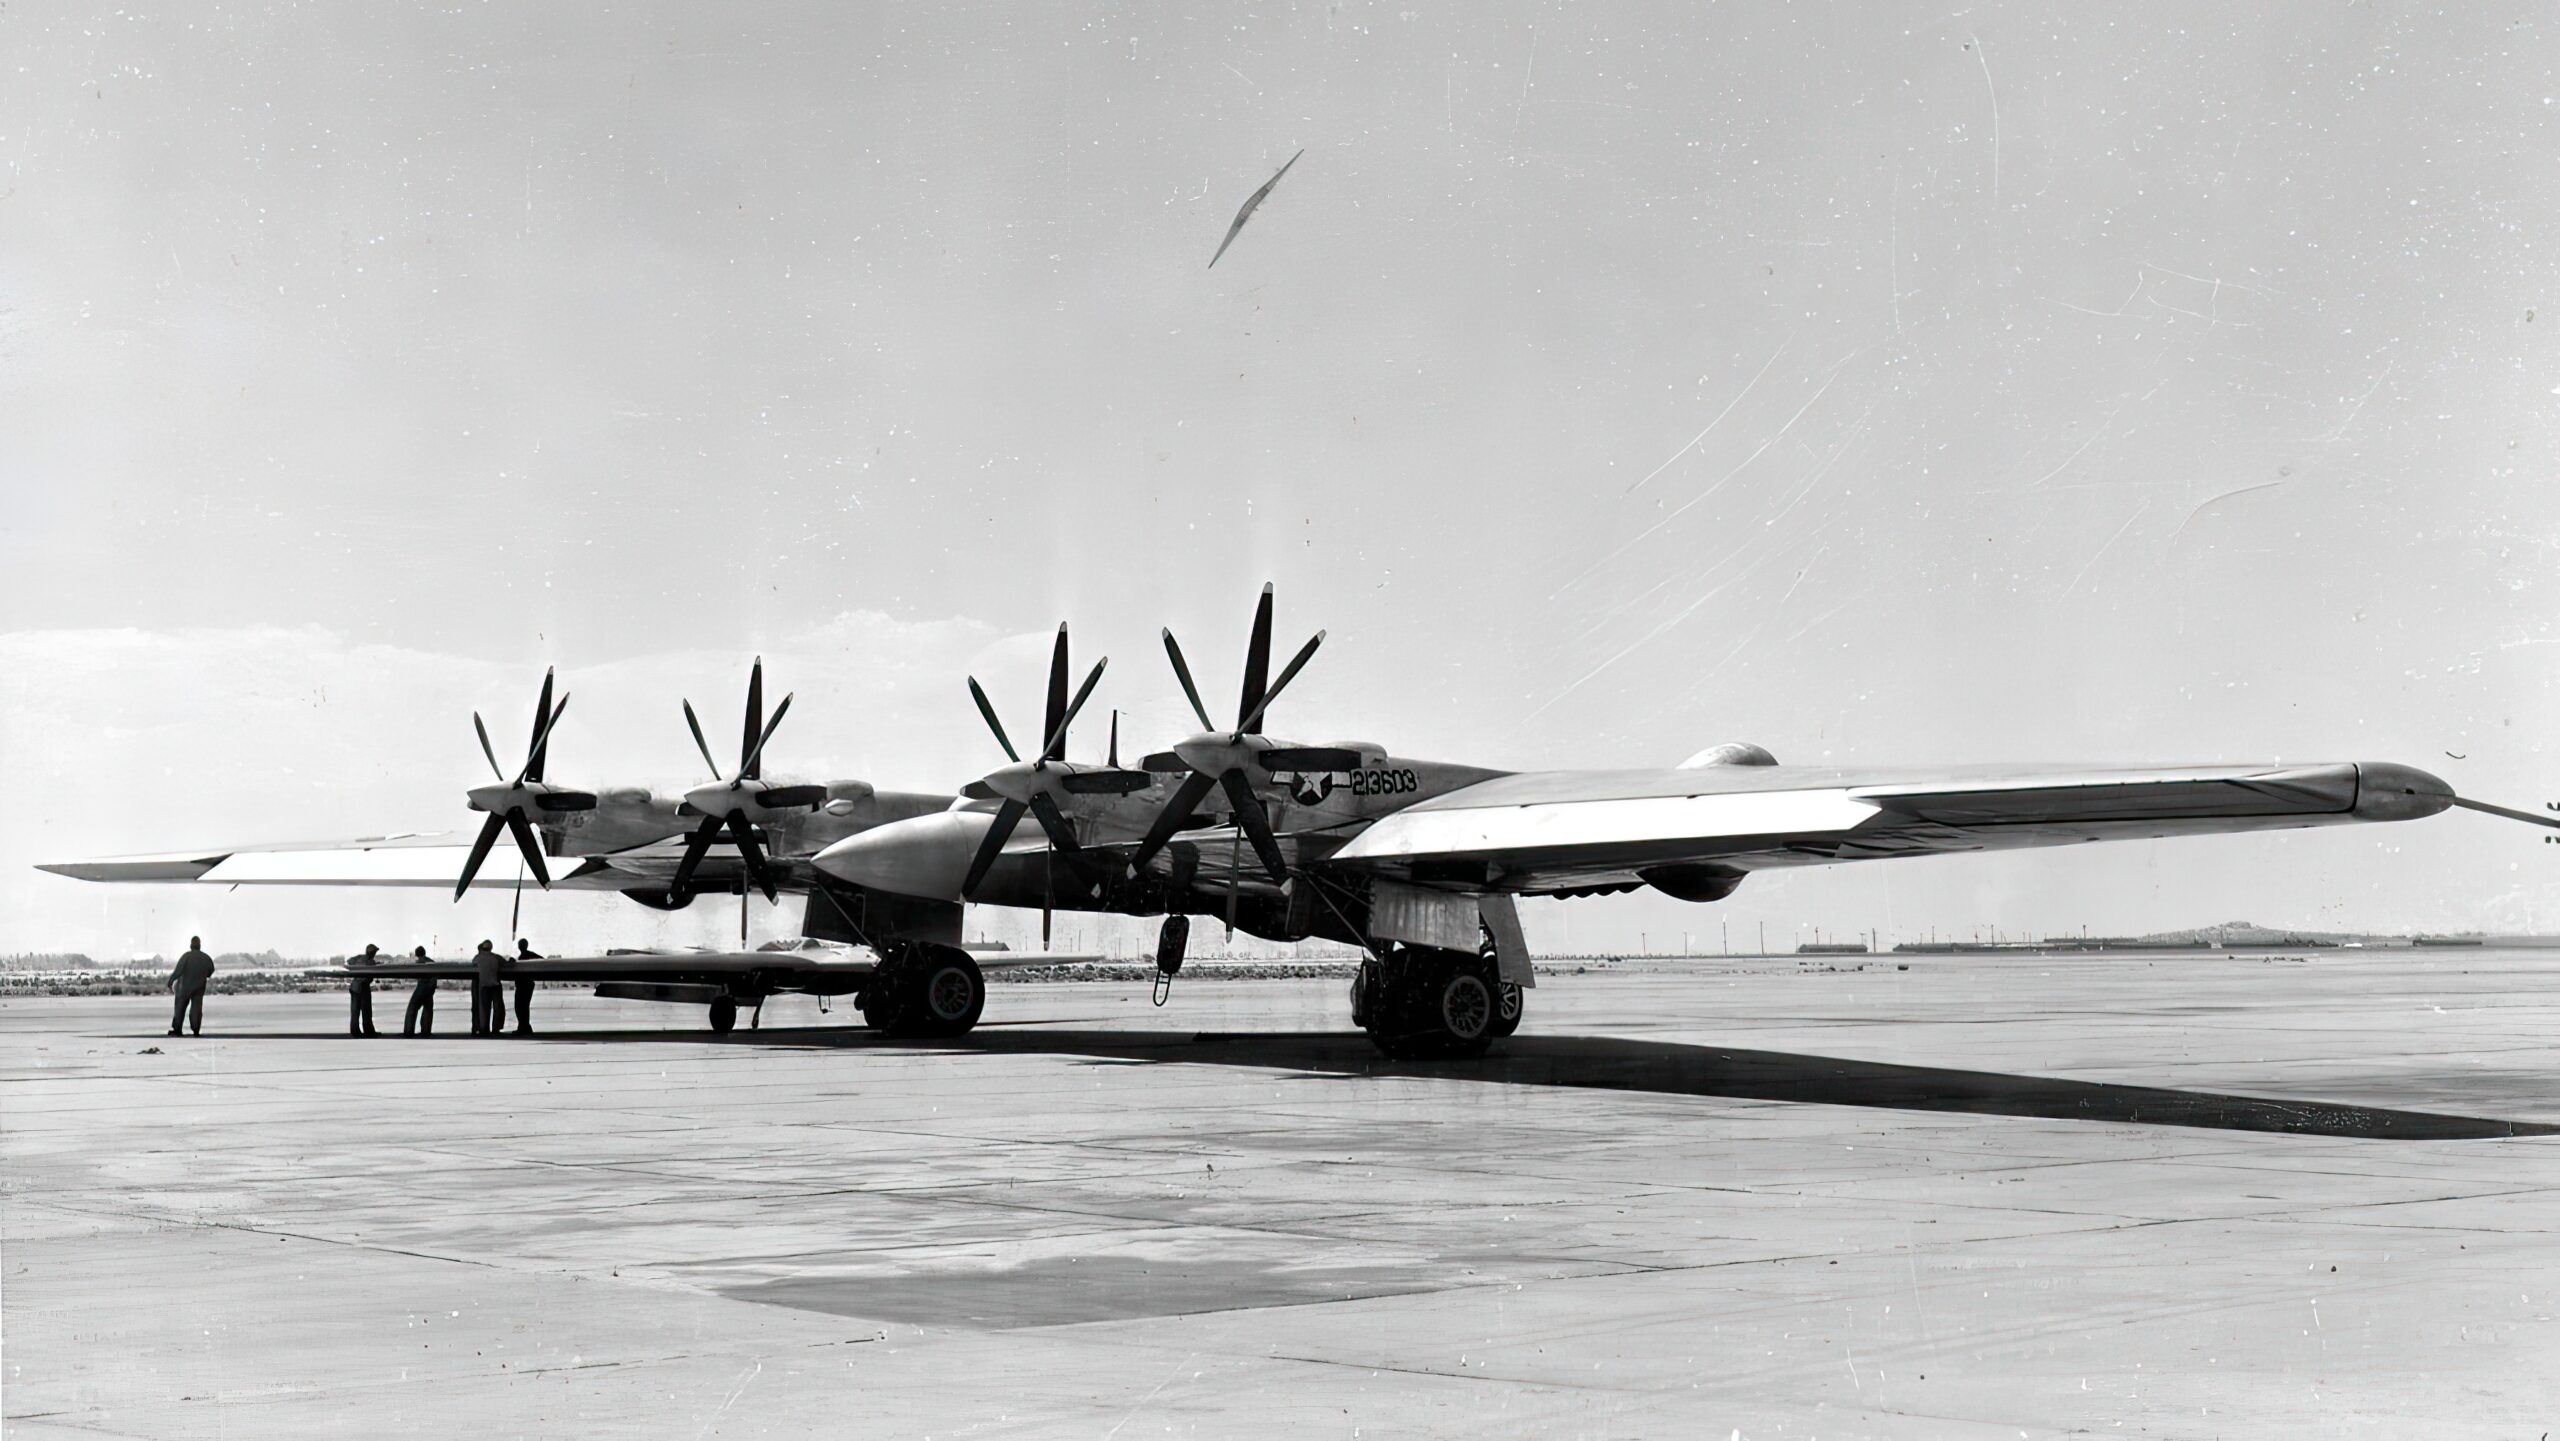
958,624,1152,903
668,658,825,904
456,668,598,901
1127,584,1364,885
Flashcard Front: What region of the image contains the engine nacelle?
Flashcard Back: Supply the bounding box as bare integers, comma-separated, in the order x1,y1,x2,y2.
1640,863,1748,904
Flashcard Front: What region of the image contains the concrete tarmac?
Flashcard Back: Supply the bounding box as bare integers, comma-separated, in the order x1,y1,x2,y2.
5,950,2558,1438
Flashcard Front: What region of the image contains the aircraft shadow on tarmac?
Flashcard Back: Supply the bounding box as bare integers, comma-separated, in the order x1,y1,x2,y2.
503,1024,2554,1141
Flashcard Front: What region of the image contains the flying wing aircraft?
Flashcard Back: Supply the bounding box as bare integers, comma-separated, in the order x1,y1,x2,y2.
40,588,2560,1057
813,584,2560,1058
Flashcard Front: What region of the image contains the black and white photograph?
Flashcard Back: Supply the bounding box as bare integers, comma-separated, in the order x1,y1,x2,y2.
4,3,2557,1435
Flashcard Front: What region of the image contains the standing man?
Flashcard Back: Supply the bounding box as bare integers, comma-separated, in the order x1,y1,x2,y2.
472,940,505,1036
402,946,438,1036
167,937,215,1037
512,938,543,1035
348,943,382,1037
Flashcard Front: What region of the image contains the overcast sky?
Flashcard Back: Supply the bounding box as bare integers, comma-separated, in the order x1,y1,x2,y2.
4,2,2555,958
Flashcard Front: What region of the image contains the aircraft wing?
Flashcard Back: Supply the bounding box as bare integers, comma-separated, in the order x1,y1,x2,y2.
1322,760,2454,893
37,833,787,894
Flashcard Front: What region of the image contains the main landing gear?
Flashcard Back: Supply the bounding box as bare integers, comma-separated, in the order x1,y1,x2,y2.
1350,943,1521,1059
858,944,986,1039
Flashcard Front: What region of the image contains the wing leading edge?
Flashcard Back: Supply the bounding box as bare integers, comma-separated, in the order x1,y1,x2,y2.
37,834,774,893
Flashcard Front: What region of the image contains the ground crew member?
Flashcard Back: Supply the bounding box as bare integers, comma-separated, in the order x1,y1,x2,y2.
472,940,505,1035
512,938,542,1034
167,936,215,1036
403,946,438,1035
348,942,381,1036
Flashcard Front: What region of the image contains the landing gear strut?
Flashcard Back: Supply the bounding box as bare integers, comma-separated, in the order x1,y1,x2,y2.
859,944,986,1038
1354,944,1507,1059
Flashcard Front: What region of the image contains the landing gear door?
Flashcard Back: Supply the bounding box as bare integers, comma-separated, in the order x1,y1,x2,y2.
1476,894,1535,989
1369,879,1479,951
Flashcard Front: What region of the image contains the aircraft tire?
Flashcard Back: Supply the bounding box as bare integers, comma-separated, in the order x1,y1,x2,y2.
1362,948,1496,1060
708,996,738,1033
858,955,912,1033
908,948,985,1038
863,946,983,1038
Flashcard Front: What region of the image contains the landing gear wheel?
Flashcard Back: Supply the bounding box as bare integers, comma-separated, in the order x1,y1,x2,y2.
707,996,738,1034
862,946,984,1038
1487,980,1524,1038
1361,947,1497,1060
911,950,985,1037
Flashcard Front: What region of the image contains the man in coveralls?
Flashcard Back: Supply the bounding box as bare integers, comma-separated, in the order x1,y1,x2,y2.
166,937,214,1036
471,940,505,1035
348,942,381,1036
402,946,439,1036
512,938,542,1034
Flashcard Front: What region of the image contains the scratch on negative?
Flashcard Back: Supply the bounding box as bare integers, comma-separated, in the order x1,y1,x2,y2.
1559,351,1863,598
1625,336,1793,496
1531,531,1818,718
2029,411,2118,489
2170,481,2284,539
2062,504,2149,598
696,1361,762,1438
1969,34,2000,206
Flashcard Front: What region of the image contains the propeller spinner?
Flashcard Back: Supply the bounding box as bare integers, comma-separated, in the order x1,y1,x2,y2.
668,658,824,904
456,668,598,901
1127,584,1362,885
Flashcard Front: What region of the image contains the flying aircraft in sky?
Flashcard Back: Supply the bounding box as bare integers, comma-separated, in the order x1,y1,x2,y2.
39,586,2560,1054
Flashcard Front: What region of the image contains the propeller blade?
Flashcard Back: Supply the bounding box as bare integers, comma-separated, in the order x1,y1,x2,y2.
1237,630,1323,734
533,790,599,813
741,658,764,775
968,677,1020,762
454,812,507,900
1108,710,1121,768
473,712,506,784
2451,796,2560,829
1060,768,1155,795
1043,623,1071,763
526,668,556,782
753,783,827,810
961,799,1028,898
740,693,793,779
1218,768,1289,883
503,809,553,889
1259,746,1365,774
668,815,725,900
1041,659,1108,763
1236,583,1274,730
1129,769,1221,874
516,693,571,785
1027,792,1081,854
682,699,722,779
725,811,777,903
1162,630,1216,732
